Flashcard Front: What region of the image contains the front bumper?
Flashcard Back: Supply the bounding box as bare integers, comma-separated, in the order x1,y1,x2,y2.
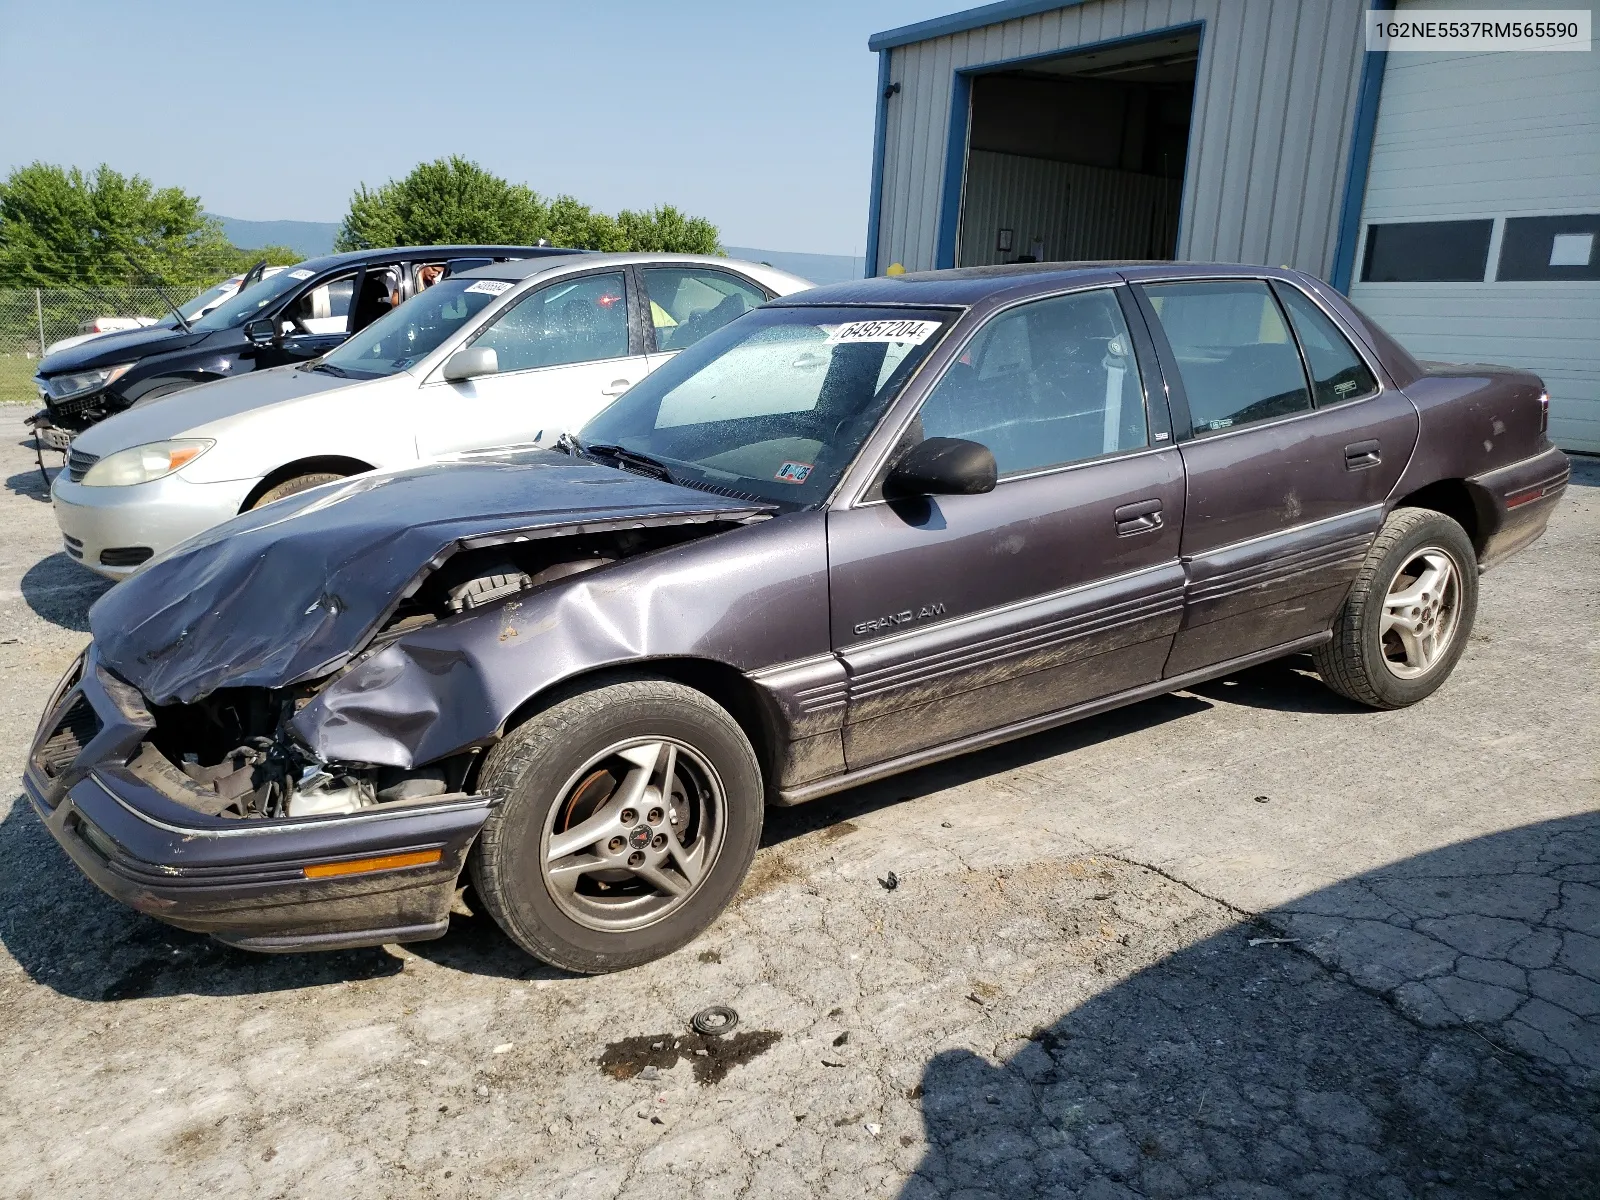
25,650,493,952
1469,443,1570,571
51,469,254,579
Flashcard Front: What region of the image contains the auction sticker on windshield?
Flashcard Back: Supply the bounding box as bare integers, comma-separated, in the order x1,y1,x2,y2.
825,318,941,345
464,280,514,296
288,269,315,280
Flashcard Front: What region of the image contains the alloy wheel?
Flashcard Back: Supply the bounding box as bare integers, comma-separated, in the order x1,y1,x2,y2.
1379,546,1462,679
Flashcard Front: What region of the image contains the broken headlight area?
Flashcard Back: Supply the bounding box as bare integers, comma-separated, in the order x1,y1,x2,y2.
134,684,477,821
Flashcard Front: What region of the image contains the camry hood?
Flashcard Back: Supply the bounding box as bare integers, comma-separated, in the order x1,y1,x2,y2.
89,450,772,705
71,364,365,456
38,324,207,374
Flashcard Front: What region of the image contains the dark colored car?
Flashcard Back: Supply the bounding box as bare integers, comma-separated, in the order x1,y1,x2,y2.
26,263,1568,973
30,244,579,436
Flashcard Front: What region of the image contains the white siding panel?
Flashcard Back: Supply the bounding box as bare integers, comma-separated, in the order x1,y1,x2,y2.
872,0,1371,276
1350,0,1600,453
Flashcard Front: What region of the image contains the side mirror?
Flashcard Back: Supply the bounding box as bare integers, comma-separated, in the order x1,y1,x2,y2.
243,317,279,347
442,346,499,382
884,436,997,499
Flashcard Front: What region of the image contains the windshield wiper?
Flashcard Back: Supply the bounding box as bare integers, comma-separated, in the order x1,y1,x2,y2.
584,442,675,484
307,360,348,377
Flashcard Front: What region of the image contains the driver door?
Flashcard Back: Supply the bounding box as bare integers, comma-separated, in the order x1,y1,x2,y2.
416,270,647,457
255,269,359,366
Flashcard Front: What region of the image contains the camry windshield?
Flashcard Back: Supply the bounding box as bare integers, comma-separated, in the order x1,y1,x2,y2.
579,306,954,506
318,278,513,378
191,265,315,331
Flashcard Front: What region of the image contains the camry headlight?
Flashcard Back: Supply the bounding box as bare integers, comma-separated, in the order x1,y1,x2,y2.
45,363,135,401
81,439,214,487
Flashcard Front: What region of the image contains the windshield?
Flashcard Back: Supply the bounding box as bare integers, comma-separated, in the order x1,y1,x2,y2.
579,305,955,506
318,278,514,378
176,280,235,321
191,264,317,332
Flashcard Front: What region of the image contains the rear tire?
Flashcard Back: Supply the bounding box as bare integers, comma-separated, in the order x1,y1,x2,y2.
1313,507,1478,709
249,471,345,509
469,678,763,973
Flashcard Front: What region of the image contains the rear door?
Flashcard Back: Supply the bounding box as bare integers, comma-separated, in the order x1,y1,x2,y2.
1132,276,1419,675
416,269,647,456
826,286,1187,770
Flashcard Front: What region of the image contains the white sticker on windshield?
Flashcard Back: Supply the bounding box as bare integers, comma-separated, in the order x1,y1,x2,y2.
464,279,513,296
825,318,941,345
287,268,315,280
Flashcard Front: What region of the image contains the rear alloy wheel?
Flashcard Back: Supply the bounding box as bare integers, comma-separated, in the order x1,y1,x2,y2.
469,678,762,973
250,471,346,509
1313,507,1479,709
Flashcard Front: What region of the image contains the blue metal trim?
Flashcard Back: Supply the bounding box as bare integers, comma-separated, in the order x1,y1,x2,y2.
865,50,891,277
1329,0,1394,293
934,72,973,270
870,0,1089,52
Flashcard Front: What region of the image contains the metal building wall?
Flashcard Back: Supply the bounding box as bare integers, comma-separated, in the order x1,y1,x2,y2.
873,0,1371,277
957,150,1182,266
1347,0,1600,454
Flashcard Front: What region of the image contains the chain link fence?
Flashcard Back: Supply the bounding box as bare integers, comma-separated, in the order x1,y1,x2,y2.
0,283,233,405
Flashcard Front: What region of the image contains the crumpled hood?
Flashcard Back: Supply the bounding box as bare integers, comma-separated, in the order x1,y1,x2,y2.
71,364,363,456
89,450,771,705
38,324,208,374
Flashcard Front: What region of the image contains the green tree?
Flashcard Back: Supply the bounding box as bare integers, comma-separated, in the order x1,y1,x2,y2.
0,162,239,288
335,156,722,255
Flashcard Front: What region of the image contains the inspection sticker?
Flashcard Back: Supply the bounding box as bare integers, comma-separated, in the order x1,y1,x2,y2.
287,269,315,280
825,318,940,345
464,279,514,296
775,461,814,484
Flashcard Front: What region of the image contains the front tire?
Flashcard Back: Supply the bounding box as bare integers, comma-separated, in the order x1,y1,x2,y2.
469,678,763,973
1313,507,1478,709
249,471,346,509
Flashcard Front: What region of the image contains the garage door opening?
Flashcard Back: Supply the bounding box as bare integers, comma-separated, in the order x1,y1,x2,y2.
955,30,1198,268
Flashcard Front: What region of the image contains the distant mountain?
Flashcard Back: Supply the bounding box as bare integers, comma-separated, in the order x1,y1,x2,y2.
210,215,338,258
208,216,865,283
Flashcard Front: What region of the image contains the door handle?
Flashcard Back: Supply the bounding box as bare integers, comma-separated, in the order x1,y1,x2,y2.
1114,498,1164,536
1344,440,1382,471
600,378,635,397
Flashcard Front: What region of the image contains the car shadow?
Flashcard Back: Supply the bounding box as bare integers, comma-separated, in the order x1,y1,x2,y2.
6,462,56,504
19,552,113,632
1183,655,1370,715
0,794,404,1001
897,811,1600,1199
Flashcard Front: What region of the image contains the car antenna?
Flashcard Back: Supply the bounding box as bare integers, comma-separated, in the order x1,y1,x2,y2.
119,247,192,333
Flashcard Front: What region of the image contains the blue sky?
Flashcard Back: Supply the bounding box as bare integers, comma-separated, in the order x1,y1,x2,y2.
0,0,954,256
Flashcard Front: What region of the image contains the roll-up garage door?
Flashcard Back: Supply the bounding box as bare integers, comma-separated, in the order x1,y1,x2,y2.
1347,1,1600,454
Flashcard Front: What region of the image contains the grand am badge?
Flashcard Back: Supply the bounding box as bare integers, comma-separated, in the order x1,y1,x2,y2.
854,602,946,636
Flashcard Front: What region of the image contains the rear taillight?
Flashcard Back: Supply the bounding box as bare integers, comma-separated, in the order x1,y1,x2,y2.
1538,391,1550,433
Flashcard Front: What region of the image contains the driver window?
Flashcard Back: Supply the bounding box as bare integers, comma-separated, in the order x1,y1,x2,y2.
285,272,356,336
473,272,629,372
913,288,1148,478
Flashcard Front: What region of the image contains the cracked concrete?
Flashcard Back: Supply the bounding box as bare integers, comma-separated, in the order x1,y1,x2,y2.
1,409,1595,1198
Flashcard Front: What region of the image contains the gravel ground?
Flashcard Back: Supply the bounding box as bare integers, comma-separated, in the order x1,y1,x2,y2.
0,407,1595,1199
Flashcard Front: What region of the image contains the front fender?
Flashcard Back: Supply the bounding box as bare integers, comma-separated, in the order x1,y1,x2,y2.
292,512,832,768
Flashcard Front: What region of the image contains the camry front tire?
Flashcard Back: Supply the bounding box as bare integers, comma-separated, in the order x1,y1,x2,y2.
469,678,764,973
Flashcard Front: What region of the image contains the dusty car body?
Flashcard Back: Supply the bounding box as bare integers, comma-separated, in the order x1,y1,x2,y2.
26,262,1568,969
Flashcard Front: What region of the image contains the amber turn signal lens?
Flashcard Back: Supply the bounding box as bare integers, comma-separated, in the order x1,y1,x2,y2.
303,848,442,879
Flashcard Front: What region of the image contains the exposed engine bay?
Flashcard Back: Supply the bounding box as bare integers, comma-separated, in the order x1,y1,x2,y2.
127,523,741,820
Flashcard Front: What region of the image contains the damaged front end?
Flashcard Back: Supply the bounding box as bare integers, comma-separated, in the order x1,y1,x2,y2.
25,450,774,951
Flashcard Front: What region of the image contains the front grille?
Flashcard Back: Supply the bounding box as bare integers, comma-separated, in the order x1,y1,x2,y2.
67,448,100,482
100,546,153,568
36,695,102,778
62,536,83,559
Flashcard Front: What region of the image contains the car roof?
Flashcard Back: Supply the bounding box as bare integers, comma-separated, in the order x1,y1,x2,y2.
771,261,1311,307
453,252,780,283
287,244,583,273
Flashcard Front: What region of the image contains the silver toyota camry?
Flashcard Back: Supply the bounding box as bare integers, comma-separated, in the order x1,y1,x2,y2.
51,252,810,577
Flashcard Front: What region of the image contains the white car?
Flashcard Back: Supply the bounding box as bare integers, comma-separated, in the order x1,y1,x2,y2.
43,268,288,356
52,253,811,576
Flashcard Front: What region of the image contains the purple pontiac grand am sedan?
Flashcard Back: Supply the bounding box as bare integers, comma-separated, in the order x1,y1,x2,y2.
27,262,1568,973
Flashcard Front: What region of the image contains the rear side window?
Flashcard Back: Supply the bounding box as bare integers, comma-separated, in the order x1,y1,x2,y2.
915,287,1147,477
643,269,768,353
1143,281,1311,435
1276,285,1379,408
